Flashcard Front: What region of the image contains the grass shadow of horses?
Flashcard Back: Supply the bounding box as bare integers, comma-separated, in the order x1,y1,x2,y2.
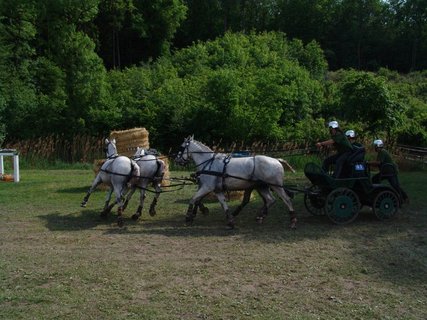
56,186,92,194
38,209,114,231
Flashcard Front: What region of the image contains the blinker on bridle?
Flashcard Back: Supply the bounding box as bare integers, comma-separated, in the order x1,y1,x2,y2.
176,141,190,164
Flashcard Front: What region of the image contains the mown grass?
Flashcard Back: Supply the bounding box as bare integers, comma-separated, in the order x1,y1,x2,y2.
0,169,426,319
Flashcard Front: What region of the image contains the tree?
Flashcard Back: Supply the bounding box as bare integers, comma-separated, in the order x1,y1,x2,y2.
0,0,38,140
338,70,404,139
389,0,427,71
94,0,186,68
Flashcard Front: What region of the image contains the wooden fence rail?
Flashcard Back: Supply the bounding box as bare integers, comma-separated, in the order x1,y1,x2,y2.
3,135,427,168
4,135,105,163
395,144,427,168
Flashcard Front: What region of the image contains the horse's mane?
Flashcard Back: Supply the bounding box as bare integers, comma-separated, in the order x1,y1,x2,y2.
193,139,214,153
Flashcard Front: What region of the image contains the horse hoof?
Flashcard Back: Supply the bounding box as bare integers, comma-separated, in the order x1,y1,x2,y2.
149,209,156,217
185,216,194,226
289,217,297,229
131,214,140,221
117,217,124,228
256,216,265,224
80,202,87,208
226,222,235,230
100,211,108,219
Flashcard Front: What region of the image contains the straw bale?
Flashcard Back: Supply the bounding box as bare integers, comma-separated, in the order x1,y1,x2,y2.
160,156,170,187
110,128,150,157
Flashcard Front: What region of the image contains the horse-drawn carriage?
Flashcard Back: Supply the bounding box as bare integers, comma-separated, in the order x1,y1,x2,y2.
303,161,402,224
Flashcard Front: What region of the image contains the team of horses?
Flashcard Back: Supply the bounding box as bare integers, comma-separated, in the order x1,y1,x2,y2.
81,136,297,229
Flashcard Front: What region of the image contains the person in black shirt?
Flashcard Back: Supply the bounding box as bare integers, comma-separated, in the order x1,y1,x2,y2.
370,139,409,203
316,121,353,178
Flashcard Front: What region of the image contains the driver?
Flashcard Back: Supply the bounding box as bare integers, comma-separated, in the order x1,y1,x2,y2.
316,121,353,178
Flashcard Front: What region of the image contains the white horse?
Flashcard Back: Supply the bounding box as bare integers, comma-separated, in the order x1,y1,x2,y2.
81,139,140,227
122,147,165,221
175,136,296,229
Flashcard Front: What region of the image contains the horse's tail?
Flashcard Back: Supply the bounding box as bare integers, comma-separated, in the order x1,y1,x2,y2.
277,158,296,173
155,159,166,185
129,160,140,185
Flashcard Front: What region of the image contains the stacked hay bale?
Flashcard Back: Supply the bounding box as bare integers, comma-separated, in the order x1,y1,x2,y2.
110,128,150,157
108,127,170,186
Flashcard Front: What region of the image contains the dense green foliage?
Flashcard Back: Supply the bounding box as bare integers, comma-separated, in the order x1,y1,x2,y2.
0,0,426,155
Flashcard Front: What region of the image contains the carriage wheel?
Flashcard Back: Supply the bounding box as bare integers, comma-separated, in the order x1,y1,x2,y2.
373,190,399,220
304,186,326,216
325,188,360,225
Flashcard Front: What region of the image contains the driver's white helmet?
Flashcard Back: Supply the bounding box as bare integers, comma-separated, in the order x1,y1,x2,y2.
328,120,339,129
345,130,355,138
373,139,384,147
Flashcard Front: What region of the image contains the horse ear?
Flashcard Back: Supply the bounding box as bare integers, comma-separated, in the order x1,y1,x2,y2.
105,138,110,144
190,134,194,140
112,138,116,144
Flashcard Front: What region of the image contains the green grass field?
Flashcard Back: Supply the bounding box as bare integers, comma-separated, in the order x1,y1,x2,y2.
0,169,426,319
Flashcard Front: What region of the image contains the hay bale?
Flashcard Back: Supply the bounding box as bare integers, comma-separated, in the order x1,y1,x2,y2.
160,156,171,187
108,127,171,187
110,128,150,157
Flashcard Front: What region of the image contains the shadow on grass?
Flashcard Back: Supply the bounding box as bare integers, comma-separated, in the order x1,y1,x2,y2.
56,186,91,194
38,209,115,231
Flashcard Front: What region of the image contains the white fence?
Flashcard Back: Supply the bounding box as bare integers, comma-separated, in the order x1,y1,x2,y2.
0,149,20,182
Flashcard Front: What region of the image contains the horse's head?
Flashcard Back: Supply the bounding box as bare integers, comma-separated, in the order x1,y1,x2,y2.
175,135,193,165
105,138,118,159
133,146,146,158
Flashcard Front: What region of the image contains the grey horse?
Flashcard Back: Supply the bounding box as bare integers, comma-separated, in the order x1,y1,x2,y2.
123,147,165,221
175,136,296,229
81,139,140,227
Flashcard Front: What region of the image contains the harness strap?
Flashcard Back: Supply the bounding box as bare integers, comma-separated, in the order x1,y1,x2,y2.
222,155,231,192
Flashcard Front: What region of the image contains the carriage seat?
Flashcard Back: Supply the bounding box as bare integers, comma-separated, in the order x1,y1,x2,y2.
347,146,366,163
340,146,368,178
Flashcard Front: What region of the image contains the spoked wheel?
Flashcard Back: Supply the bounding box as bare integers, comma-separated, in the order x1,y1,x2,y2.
373,190,399,220
325,188,361,225
304,186,326,216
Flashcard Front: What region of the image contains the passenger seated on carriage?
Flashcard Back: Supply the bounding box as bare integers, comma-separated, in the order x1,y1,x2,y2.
369,139,409,204
316,121,353,178
345,130,366,163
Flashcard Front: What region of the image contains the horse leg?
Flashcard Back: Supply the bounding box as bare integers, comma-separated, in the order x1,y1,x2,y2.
255,187,276,224
197,202,209,215
114,185,127,227
231,188,253,217
81,175,102,207
100,188,114,218
271,185,297,229
123,186,137,210
185,188,212,225
132,182,147,221
215,192,235,229
148,182,161,216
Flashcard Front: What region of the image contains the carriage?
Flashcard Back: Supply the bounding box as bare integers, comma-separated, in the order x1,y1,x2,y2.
302,161,402,224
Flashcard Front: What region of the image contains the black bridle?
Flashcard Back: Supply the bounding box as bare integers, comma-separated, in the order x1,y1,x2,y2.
175,140,191,165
